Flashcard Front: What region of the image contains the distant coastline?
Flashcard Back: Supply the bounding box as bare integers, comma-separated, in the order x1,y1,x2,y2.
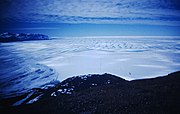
0,32,49,42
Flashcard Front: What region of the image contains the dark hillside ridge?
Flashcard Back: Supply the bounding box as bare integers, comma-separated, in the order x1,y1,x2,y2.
1,71,180,114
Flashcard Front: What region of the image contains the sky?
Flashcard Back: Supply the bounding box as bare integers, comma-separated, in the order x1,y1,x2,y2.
0,0,180,36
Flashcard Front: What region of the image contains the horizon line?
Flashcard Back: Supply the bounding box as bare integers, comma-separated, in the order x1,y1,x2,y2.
51,35,180,39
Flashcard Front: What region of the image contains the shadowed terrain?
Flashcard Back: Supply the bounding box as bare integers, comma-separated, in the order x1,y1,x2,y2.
1,71,180,114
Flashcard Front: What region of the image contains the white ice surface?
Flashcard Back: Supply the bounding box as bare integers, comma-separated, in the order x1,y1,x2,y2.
0,37,180,98
35,38,180,81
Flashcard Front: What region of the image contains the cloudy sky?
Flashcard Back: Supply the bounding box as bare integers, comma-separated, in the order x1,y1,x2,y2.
0,0,180,36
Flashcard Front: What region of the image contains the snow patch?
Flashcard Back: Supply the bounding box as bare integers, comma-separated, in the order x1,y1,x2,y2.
51,92,57,97
12,92,35,106
27,94,43,104
52,88,74,96
79,74,92,80
92,83,97,86
107,80,111,84
61,83,69,87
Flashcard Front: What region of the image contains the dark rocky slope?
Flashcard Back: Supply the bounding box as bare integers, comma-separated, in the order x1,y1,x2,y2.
1,72,180,114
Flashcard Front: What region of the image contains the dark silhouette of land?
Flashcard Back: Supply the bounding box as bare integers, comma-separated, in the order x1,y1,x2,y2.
1,71,180,114
0,32,49,42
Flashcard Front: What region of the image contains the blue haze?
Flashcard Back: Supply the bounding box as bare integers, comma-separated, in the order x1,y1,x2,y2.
1,23,180,37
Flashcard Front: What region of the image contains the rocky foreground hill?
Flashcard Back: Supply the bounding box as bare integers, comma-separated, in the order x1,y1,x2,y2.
1,72,180,114
0,32,49,42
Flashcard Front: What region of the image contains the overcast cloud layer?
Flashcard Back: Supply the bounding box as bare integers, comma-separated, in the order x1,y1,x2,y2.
0,0,180,26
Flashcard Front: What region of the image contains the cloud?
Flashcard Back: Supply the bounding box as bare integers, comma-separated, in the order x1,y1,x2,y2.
0,0,180,26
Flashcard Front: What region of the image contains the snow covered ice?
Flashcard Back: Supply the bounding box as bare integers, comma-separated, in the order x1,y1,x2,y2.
0,36,180,99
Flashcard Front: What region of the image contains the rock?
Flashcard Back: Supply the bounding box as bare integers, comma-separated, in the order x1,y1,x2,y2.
0,32,49,42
